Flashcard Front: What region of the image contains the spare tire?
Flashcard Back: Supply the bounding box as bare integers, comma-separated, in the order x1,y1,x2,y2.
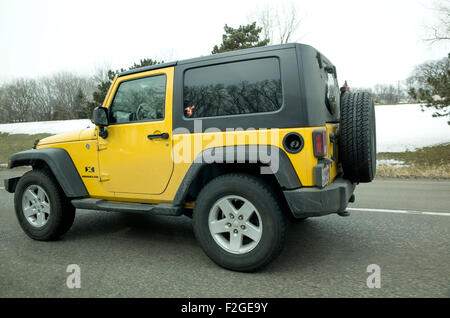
339,92,377,183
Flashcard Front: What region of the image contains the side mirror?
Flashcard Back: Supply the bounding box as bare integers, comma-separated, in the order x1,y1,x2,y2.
93,107,109,139
93,107,109,126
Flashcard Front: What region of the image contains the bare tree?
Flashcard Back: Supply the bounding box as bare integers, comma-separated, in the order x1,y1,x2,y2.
0,72,96,123
257,6,275,44
92,62,113,85
50,72,94,120
276,3,303,44
252,2,304,44
425,0,450,43
372,84,405,104
0,86,8,123
1,79,38,122
33,77,57,121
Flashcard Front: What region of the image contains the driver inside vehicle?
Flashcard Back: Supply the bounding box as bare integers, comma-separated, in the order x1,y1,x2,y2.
110,74,166,124
111,101,163,123
136,102,160,121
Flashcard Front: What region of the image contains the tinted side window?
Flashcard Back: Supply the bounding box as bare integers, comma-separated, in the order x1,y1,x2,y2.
110,75,166,124
183,58,282,118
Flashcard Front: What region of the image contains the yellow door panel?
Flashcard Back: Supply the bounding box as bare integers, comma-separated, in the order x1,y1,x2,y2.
98,67,174,195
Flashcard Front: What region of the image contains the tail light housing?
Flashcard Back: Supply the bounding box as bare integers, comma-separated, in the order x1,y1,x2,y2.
314,162,330,188
313,130,328,158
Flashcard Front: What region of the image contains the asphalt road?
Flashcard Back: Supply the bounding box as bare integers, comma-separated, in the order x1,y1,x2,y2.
0,168,449,297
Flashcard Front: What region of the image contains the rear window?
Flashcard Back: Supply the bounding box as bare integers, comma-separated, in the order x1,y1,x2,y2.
183,57,282,118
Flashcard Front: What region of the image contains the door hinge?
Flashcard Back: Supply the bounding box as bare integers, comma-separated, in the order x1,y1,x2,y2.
98,142,107,151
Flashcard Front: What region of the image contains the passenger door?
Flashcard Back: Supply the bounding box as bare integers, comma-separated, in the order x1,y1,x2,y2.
98,67,174,195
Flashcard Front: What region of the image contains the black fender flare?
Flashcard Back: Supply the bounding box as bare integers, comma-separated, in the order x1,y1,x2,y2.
173,145,301,205
7,148,88,198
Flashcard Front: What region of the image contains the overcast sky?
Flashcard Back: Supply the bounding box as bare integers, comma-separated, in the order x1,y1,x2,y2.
0,0,448,87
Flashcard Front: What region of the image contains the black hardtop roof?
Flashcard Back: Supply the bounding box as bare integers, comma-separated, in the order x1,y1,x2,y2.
118,43,316,77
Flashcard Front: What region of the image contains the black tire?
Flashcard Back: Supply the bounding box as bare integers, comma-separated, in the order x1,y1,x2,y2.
59,200,76,236
339,92,377,183
14,169,75,241
193,173,288,272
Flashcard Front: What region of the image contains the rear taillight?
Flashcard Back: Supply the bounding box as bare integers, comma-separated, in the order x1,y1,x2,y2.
313,130,328,158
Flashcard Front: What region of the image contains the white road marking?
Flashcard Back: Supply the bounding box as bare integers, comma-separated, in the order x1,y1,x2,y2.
422,212,450,217
348,207,450,217
0,186,4,190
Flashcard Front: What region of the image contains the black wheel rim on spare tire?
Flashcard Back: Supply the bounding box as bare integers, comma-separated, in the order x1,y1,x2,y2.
339,92,377,183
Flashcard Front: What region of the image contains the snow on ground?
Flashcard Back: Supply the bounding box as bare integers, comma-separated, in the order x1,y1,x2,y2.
0,119,93,135
375,104,450,152
376,159,409,167
0,104,449,154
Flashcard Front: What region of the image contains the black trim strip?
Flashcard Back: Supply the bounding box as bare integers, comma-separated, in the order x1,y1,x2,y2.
9,148,89,198
71,198,183,216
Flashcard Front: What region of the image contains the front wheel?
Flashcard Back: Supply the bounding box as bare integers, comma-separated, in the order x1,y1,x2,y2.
193,173,288,272
14,169,75,241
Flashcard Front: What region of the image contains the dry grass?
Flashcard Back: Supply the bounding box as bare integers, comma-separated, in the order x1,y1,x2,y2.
0,133,52,163
376,143,450,179
376,163,450,179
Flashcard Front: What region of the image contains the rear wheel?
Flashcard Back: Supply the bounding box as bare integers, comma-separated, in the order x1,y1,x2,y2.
193,173,288,272
339,92,377,183
14,169,75,241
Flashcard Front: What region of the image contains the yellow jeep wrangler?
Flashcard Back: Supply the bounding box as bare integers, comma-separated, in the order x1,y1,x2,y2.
4,43,376,272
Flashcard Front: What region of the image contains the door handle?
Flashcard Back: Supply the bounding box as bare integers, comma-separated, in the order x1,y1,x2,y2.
147,132,169,140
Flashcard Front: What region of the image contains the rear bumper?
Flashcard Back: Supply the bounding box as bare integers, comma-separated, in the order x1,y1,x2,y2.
283,177,355,218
